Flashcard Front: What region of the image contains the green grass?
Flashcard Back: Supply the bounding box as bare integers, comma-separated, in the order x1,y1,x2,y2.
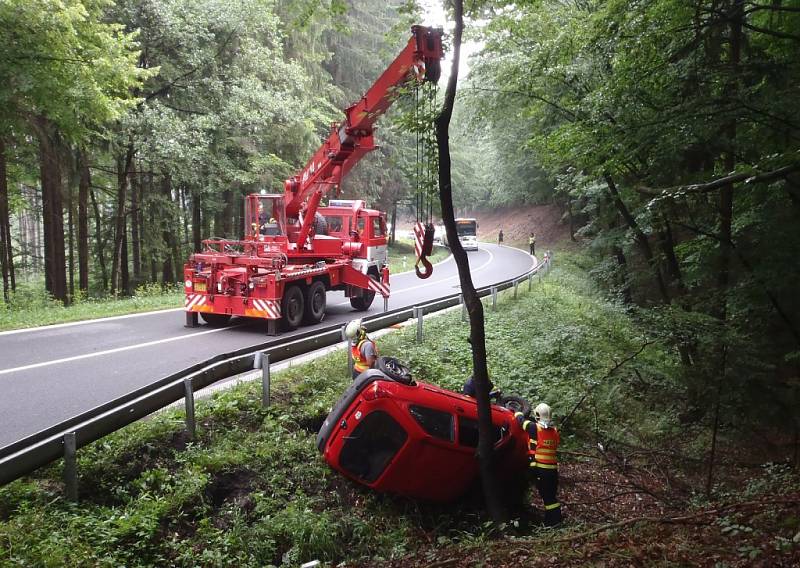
0,282,183,332
1,252,794,566
387,239,449,275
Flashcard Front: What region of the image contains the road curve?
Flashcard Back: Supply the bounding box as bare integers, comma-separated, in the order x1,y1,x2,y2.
0,244,534,448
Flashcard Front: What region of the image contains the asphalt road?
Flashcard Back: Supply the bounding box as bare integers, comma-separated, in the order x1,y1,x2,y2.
0,244,535,449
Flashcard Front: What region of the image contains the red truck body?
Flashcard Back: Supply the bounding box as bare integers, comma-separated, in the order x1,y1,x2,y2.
183,26,443,333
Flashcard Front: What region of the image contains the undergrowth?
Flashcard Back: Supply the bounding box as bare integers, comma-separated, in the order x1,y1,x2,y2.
1,252,797,566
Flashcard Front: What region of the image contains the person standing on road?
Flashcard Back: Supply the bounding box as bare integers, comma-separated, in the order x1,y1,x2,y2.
515,402,562,526
498,229,504,244
529,232,536,256
345,319,378,379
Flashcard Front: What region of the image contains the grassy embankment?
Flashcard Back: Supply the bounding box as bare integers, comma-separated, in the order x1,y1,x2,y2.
0,241,447,332
1,252,797,566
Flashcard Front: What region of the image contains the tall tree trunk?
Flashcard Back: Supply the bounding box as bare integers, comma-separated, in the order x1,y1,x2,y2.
604,172,670,304
390,199,397,246
192,189,201,252
78,149,90,294
707,0,743,497
435,0,507,522
32,116,67,304
111,146,134,295
161,175,175,286
89,187,108,292
130,164,141,282
612,245,632,304
121,227,129,295
67,156,75,302
0,137,11,302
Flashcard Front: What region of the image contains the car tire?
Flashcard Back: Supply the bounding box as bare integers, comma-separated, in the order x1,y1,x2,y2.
376,356,413,385
498,395,531,418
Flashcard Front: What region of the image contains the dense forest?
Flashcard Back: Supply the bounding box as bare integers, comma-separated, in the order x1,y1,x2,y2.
0,0,423,305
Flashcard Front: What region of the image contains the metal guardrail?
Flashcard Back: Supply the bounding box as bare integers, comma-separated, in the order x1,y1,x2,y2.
0,251,552,488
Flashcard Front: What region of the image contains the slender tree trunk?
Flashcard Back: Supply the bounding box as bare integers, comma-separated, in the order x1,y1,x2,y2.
121,227,129,295
67,156,75,302
130,164,141,282
612,245,632,304
111,146,134,295
192,189,201,252
89,187,108,292
32,116,67,304
78,150,89,294
161,175,175,286
390,199,397,246
0,137,11,302
435,0,507,522
604,172,670,304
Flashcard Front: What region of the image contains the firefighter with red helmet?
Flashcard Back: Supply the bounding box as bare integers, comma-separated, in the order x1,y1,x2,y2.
345,319,378,379
515,402,562,526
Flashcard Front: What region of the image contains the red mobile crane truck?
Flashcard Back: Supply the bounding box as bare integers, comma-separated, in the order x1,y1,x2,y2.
183,26,443,334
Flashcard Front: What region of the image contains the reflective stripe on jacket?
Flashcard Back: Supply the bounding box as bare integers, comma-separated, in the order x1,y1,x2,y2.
352,338,377,373
533,423,559,469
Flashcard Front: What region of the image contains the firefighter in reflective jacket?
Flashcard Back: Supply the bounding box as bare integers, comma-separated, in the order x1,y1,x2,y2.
345,319,378,379
515,402,562,526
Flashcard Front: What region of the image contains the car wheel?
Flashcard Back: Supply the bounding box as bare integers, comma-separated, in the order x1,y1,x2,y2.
498,395,531,418
200,313,231,327
282,284,305,330
350,271,377,311
303,280,327,324
376,356,413,385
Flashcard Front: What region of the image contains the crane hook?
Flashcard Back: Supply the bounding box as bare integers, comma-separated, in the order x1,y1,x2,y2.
413,222,435,279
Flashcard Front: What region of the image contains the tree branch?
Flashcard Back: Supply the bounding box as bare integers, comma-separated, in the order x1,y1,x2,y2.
637,164,800,196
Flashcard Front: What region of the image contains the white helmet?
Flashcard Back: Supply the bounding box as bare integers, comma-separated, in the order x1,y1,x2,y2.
344,319,363,340
534,403,553,428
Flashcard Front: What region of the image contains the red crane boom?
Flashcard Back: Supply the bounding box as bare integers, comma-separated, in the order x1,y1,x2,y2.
285,25,443,248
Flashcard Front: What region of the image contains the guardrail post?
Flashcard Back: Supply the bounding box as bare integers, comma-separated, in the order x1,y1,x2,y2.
528,272,533,291
184,378,196,440
514,280,519,299
343,325,353,378
491,287,497,310
185,311,198,328
261,352,271,408
63,432,78,502
460,294,467,322
414,306,423,343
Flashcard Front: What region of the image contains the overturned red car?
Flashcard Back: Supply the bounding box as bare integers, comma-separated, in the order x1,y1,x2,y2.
316,357,531,502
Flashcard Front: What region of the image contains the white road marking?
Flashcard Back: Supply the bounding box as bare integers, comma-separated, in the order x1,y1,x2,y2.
0,326,235,376
332,246,496,306
0,308,184,337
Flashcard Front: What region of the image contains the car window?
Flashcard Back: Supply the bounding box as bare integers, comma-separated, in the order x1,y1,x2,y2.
324,215,344,232
457,416,503,448
339,411,408,483
372,217,385,237
409,405,454,442
357,217,365,234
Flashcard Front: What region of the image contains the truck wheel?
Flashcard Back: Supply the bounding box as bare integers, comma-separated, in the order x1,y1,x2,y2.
282,285,305,330
498,395,531,418
200,313,231,327
303,280,326,324
350,272,377,311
